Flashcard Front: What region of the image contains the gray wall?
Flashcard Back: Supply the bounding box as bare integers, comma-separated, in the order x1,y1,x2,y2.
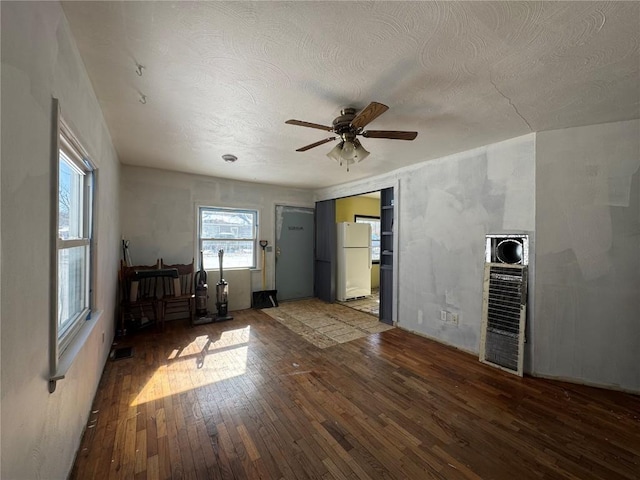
1,2,121,478
398,136,535,354
535,120,640,392
120,165,315,292
319,122,640,393
317,135,536,356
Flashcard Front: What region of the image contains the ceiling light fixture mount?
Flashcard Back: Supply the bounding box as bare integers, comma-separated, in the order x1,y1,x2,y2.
222,154,238,163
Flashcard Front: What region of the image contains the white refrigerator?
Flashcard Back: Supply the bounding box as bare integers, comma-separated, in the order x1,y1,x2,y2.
337,222,372,301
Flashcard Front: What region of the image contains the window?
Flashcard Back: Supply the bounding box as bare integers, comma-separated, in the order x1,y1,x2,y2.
57,121,94,354
355,215,380,263
198,207,257,269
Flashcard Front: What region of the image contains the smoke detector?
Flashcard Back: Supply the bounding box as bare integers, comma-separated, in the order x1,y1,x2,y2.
222,154,238,163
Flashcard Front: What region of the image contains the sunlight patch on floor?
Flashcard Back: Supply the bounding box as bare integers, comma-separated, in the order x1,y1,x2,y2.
131,326,250,406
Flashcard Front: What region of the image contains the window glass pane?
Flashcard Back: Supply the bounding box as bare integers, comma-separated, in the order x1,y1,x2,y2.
372,239,380,262
202,240,254,269
58,245,88,336
199,207,257,269
200,209,255,239
59,153,84,240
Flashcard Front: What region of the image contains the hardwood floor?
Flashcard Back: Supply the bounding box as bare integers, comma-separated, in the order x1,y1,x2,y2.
71,308,640,479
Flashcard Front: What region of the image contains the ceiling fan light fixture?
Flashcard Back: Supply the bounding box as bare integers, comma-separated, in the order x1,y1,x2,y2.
342,140,357,160
327,142,345,164
354,143,370,163
326,139,370,166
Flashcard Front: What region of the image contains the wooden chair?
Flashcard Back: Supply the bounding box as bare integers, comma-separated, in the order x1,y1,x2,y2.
160,258,195,323
118,260,160,334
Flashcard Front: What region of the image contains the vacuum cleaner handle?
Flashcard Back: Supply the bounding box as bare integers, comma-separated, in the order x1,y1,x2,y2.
218,249,224,281
197,250,207,285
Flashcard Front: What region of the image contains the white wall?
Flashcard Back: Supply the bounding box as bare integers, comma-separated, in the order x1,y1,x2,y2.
120,165,315,293
535,120,640,392
1,3,120,478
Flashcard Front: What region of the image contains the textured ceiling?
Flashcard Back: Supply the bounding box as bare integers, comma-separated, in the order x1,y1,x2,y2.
61,1,640,189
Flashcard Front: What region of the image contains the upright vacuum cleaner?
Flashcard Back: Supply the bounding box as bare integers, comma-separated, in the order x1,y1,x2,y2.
214,249,233,322
192,249,233,325
193,250,214,325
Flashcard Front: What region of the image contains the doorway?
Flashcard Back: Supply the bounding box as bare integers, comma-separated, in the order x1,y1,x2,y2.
329,188,393,324
275,205,315,301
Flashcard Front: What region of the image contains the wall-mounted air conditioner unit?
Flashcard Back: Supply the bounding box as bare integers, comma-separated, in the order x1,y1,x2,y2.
486,234,529,265
480,234,529,376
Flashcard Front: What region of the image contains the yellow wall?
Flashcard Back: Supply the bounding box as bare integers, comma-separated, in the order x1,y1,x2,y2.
335,195,380,288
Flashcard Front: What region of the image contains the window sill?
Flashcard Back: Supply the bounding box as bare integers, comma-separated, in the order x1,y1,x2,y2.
207,267,254,271
49,310,102,393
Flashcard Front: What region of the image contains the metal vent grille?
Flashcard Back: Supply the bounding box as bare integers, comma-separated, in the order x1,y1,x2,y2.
479,263,528,376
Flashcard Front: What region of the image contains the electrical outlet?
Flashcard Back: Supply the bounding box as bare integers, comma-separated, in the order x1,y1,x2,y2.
440,310,447,322
451,313,459,325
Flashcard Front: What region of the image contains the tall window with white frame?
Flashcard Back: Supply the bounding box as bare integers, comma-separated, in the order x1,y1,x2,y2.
56,122,94,355
198,207,257,270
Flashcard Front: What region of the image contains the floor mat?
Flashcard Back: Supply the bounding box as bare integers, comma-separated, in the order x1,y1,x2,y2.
110,346,134,360
261,298,393,348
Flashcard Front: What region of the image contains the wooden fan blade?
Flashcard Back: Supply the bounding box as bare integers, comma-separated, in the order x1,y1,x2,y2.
286,119,333,131
362,130,418,140
296,137,336,152
351,102,389,129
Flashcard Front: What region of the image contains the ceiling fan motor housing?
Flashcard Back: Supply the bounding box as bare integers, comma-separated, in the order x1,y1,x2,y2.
333,108,359,136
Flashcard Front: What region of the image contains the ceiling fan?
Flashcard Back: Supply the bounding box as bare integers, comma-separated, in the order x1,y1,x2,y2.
286,102,418,167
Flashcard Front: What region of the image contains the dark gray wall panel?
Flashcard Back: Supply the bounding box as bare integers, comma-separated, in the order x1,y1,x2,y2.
315,199,336,302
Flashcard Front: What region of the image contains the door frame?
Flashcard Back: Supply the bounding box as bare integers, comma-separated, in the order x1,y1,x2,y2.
315,179,400,325
314,199,336,302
